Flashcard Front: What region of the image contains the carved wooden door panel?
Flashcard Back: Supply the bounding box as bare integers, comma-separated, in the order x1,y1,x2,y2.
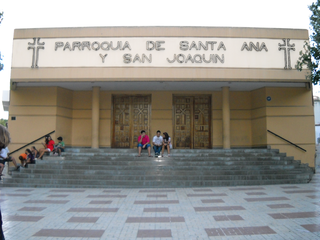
173,95,211,149
194,96,211,148
173,96,193,148
113,96,131,148
112,95,151,148
132,96,151,148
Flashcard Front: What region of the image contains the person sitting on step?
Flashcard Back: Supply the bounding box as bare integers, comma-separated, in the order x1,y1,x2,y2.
152,130,163,157
31,146,39,159
137,130,152,157
38,135,55,160
18,152,27,167
161,132,172,157
53,137,65,156
20,149,35,168
0,147,20,175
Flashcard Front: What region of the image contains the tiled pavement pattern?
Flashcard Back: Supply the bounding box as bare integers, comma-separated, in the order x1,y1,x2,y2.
0,174,320,239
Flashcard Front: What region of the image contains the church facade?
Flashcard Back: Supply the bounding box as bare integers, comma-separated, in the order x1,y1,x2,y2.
8,27,315,168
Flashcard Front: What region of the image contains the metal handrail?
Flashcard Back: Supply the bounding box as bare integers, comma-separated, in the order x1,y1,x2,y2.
9,130,55,155
267,130,306,152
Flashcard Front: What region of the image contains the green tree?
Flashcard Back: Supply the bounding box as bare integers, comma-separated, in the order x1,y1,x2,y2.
0,119,7,127
0,12,3,71
296,0,320,84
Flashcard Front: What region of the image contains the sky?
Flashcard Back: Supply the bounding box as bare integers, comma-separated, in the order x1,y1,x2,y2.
0,0,316,119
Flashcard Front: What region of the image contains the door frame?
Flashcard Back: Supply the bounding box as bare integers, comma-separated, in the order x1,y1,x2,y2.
172,94,212,149
111,94,152,148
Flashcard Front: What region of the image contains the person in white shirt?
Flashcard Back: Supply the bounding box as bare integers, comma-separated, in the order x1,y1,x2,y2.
161,132,172,157
152,130,163,157
0,147,20,176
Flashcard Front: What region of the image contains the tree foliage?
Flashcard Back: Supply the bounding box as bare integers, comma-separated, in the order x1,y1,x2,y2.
296,0,320,84
0,119,7,127
0,12,3,72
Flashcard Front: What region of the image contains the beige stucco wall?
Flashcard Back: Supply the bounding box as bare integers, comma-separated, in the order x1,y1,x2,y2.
265,87,315,168
230,92,252,148
8,87,58,160
72,91,92,147
7,27,315,169
8,86,315,167
251,88,268,147
56,87,72,146
151,92,173,139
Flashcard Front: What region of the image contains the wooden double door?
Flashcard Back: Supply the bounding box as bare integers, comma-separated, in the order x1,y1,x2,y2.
173,95,211,149
112,95,151,148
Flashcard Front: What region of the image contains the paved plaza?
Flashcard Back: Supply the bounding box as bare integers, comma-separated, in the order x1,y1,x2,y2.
0,173,320,240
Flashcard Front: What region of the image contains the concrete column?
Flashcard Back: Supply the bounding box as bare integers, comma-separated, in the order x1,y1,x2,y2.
91,87,100,149
222,87,231,149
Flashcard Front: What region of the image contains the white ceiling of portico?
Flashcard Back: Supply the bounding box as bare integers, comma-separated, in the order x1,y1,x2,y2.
16,81,306,91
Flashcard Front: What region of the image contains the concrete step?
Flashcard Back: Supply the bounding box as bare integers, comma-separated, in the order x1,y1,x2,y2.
43,156,292,162
11,170,310,180
2,176,311,188
35,161,299,168
24,162,302,172
16,165,304,175
37,157,298,165
65,148,279,154
6,172,312,183
60,152,286,158
1,148,313,188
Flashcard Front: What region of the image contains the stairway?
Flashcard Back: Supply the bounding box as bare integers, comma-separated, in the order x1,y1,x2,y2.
1,148,314,188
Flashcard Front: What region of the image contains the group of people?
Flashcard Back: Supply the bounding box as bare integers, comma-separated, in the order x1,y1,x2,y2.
36,135,65,158
137,130,172,157
0,135,65,178
0,126,66,240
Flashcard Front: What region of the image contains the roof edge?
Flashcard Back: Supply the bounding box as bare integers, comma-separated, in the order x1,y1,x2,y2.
13,26,309,40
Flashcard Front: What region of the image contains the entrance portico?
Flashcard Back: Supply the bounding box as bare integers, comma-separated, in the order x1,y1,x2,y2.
8,26,315,168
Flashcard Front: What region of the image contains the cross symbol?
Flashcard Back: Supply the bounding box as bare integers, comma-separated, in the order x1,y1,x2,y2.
117,107,127,117
179,107,186,115
135,105,144,115
195,107,206,117
28,38,45,68
278,39,295,69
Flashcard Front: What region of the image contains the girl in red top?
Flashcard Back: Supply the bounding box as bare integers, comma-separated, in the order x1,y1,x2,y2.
38,135,55,160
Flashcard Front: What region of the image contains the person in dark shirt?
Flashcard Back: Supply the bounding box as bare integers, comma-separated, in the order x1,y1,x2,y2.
31,146,39,159
22,149,35,167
